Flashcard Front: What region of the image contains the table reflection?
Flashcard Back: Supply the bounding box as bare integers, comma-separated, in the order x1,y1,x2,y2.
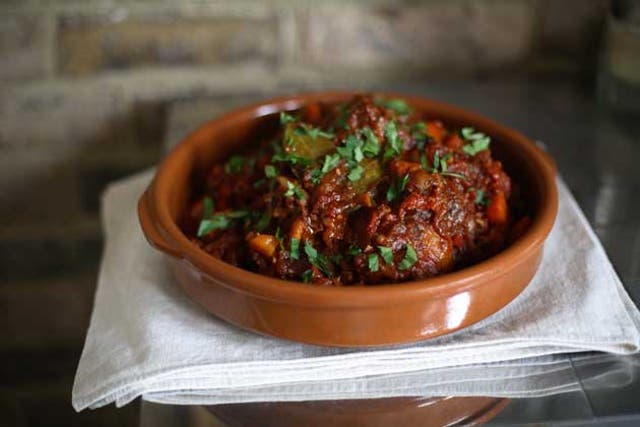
141,352,640,427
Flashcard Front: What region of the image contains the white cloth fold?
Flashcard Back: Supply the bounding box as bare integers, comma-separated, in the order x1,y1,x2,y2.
72,170,640,411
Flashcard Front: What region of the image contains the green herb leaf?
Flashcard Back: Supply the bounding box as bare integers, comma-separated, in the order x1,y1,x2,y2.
411,121,427,136
302,125,334,140
275,227,285,252
335,103,349,130
399,244,418,270
271,152,313,167
378,246,394,265
196,206,247,237
280,112,297,125
440,171,467,180
384,121,402,159
354,145,364,163
361,127,380,157
376,98,412,115
336,134,361,167
321,153,341,173
432,152,441,171
430,152,467,180
367,253,379,272
309,168,323,185
226,210,249,219
386,173,410,202
264,164,277,178
290,238,300,260
225,155,245,174
461,127,491,156
347,165,364,182
301,269,313,283
202,197,214,219
284,180,306,200
197,216,230,237
472,188,490,206
347,245,362,257
304,242,332,276
255,210,271,232
419,152,428,169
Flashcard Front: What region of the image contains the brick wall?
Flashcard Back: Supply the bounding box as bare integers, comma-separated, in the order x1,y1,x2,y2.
0,0,607,425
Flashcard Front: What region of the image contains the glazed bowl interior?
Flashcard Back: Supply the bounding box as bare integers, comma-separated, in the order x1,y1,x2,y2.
152,91,555,297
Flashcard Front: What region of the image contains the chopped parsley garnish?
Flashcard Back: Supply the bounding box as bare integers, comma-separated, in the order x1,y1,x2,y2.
309,169,323,185
225,155,247,174
386,173,410,202
284,180,306,200
429,152,467,180
376,98,412,115
354,145,364,163
411,122,428,141
347,165,364,182
301,269,313,283
383,121,402,159
275,227,286,252
226,211,250,219
304,242,332,276
461,127,491,156
420,152,428,169
296,124,334,140
271,152,312,167
197,197,249,237
336,134,361,165
197,216,231,237
473,188,490,206
264,164,277,178
377,246,394,265
321,153,341,173
309,154,341,185
280,112,297,125
361,127,380,157
290,238,300,260
347,245,362,257
367,253,379,272
335,103,349,130
254,210,271,231
398,244,418,270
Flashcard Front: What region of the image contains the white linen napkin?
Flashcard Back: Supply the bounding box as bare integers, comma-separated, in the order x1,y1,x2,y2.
72,170,640,411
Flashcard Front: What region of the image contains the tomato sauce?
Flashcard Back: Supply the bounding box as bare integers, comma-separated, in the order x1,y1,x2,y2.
182,95,526,285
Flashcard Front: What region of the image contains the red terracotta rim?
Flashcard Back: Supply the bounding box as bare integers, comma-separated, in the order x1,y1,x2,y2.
140,91,558,307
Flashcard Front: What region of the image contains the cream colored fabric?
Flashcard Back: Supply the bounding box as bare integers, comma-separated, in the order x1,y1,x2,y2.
72,170,640,411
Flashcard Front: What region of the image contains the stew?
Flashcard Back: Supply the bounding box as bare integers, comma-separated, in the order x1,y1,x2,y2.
182,95,529,285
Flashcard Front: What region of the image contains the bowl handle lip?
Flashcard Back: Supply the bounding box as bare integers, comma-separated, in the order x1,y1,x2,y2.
138,185,184,259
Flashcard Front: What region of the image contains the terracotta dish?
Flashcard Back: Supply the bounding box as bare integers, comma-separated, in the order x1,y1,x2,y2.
138,91,558,347
207,396,509,427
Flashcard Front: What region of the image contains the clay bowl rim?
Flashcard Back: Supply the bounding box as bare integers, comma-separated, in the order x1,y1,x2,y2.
141,90,558,308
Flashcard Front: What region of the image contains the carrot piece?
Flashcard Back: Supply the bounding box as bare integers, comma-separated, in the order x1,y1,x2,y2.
444,133,464,150
426,121,445,143
305,102,321,123
359,192,374,208
390,160,420,177
487,191,508,225
248,234,278,258
289,218,305,240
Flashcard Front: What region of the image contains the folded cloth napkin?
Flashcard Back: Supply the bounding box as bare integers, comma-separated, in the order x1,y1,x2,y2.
72,170,640,411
